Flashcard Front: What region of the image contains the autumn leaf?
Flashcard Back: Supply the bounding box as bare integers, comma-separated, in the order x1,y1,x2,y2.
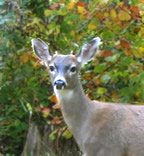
67,1,76,10
132,47,144,58
19,53,33,64
83,72,94,80
76,2,86,7
77,6,87,15
124,49,132,56
120,39,131,49
50,94,58,103
118,10,131,21
88,22,96,30
110,9,117,20
101,50,113,57
104,12,109,18
2,0,144,153
42,108,51,118
70,30,75,37
76,34,83,41
97,12,105,20
130,6,140,19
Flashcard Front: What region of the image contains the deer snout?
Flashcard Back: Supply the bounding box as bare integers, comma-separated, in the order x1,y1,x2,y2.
54,79,66,90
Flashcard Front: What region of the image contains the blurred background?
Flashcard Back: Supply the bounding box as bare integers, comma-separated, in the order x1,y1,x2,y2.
0,0,144,155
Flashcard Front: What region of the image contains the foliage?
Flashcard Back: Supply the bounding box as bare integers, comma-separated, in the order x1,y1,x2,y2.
0,0,144,155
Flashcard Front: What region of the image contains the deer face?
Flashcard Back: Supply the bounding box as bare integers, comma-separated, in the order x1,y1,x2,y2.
47,54,81,90
31,37,101,90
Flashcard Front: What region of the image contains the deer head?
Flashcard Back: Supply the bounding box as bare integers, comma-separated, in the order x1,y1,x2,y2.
31,37,101,90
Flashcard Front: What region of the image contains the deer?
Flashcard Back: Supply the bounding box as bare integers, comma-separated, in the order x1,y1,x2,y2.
31,37,144,156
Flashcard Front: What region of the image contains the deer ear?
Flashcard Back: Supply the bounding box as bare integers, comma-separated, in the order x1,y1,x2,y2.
31,38,52,61
76,37,101,65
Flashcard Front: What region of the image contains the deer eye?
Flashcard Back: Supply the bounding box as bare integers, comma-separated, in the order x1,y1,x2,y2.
70,66,76,73
49,65,55,72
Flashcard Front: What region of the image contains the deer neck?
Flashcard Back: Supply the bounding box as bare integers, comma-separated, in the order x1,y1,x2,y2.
54,79,91,137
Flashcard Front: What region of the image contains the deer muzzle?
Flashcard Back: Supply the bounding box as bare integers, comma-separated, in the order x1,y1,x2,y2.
54,79,66,90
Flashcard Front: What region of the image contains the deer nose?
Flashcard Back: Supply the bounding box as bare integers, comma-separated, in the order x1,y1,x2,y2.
54,80,66,90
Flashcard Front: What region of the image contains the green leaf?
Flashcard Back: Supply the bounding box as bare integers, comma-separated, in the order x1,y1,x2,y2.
105,54,120,63
97,87,107,95
62,129,73,139
49,130,57,141
101,74,111,84
94,64,106,74
44,10,52,16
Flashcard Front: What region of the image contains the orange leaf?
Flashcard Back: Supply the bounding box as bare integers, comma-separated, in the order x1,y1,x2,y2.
130,6,140,19
124,49,132,56
50,94,58,103
67,1,76,10
120,39,131,49
76,2,86,7
101,50,113,57
77,6,87,15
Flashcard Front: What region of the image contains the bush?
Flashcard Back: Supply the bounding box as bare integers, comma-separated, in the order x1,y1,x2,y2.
0,0,144,155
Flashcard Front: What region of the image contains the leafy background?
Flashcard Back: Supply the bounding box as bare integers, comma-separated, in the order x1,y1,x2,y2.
0,0,144,155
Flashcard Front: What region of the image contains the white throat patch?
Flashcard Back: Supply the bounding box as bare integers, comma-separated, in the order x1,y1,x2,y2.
54,86,74,100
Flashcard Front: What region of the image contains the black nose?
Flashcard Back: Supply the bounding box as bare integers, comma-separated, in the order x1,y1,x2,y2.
54,80,66,90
